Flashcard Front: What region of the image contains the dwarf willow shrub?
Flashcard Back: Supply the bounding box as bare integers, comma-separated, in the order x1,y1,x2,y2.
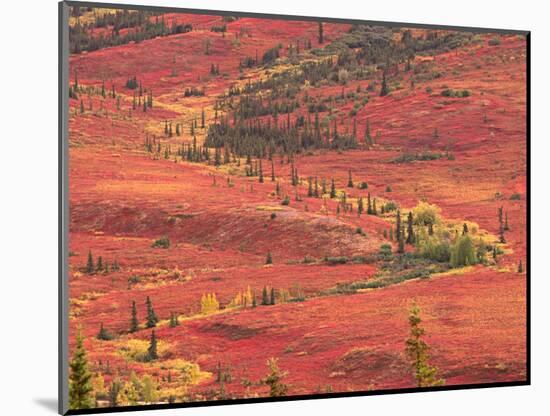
152,236,170,249
450,234,477,268
412,201,441,227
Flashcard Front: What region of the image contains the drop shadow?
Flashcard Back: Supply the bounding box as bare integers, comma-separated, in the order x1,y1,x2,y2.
34,398,58,413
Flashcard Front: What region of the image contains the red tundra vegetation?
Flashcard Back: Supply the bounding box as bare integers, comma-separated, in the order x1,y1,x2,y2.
66,5,527,410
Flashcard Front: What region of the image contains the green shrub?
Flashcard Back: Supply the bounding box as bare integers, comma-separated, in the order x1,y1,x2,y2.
152,236,170,249
326,256,348,265
450,235,477,268
510,193,521,200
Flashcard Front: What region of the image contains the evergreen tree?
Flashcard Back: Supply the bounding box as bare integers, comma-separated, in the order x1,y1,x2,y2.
69,330,94,409
86,250,94,274
518,260,523,273
201,108,206,129
347,170,353,187
405,303,445,387
318,22,324,44
96,322,113,341
145,296,158,328
262,358,288,397
406,212,415,244
130,300,138,333
271,160,275,181
96,255,103,272
266,251,273,265
146,330,158,361
462,223,469,235
330,178,336,198
498,206,506,243
80,99,85,114
270,287,276,305
357,197,364,215
380,70,389,97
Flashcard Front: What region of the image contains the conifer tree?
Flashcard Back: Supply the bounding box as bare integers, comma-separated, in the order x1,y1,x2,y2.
347,170,353,188
271,160,275,181
130,300,138,333
266,251,273,265
201,108,205,129
518,260,523,273
357,197,364,215
262,358,288,397
96,256,103,272
498,206,506,243
86,250,94,274
69,330,94,409
380,70,389,97
462,223,469,235
80,99,85,114
406,212,415,244
146,330,158,361
405,303,444,387
330,178,336,198
145,296,158,328
318,22,324,44
97,322,112,341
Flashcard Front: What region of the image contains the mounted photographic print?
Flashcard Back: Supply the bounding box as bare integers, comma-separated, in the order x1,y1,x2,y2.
59,1,530,414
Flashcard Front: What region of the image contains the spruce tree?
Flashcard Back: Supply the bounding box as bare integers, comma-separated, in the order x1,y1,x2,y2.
146,330,158,361
145,296,158,328
357,197,364,215
462,223,469,235
97,322,112,341
347,170,353,187
266,251,273,265
330,178,336,198
130,300,138,333
271,160,275,181
96,256,103,272
380,70,389,97
86,250,94,274
405,303,444,387
69,330,94,409
518,260,523,273
406,212,415,244
262,358,288,397
318,22,324,44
